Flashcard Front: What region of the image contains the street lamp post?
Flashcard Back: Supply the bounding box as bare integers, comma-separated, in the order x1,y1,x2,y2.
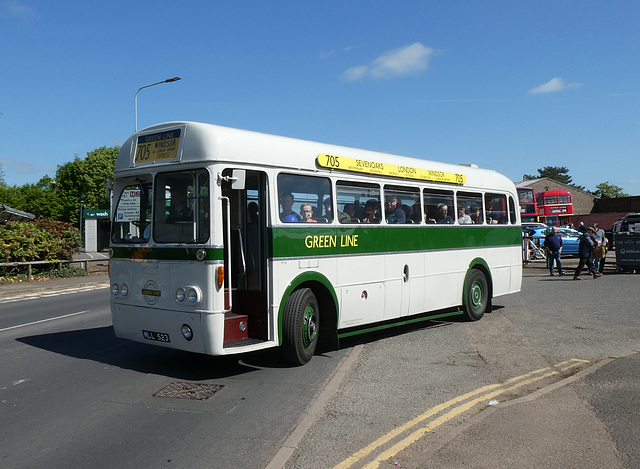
134,76,181,131
79,200,84,231
79,199,84,251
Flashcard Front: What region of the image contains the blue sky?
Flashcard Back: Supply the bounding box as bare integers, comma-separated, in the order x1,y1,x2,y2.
2,1,639,195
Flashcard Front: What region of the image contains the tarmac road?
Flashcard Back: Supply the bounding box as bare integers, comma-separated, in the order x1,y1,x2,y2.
2,256,639,468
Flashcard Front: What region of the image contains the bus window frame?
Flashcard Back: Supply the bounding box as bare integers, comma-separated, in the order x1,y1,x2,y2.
335,180,382,224
152,169,211,244
277,173,333,224
111,179,153,244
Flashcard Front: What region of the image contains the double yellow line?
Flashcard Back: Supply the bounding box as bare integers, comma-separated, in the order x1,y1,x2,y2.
334,359,590,469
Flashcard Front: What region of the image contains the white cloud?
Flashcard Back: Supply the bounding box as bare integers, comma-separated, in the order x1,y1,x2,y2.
1,159,53,176
5,1,36,18
343,42,434,81
320,45,356,60
319,49,335,60
527,77,582,94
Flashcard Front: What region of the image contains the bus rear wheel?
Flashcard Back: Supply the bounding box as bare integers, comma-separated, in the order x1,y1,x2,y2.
282,288,319,365
463,269,488,321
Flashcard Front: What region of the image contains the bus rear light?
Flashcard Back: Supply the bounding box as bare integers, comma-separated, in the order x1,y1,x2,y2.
217,266,225,289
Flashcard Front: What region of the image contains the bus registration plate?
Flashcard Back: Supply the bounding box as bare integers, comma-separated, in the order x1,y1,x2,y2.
142,330,171,343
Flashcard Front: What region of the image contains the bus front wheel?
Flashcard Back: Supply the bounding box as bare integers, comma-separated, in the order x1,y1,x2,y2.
463,269,488,321
282,288,319,365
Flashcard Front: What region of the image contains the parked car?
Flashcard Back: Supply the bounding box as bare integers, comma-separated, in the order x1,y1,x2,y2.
610,213,640,251
522,222,547,229
522,227,582,255
612,213,640,235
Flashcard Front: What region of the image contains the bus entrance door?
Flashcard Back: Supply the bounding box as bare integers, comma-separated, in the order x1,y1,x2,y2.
222,169,269,344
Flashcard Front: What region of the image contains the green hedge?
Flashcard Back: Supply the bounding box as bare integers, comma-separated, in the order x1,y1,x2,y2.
0,220,81,262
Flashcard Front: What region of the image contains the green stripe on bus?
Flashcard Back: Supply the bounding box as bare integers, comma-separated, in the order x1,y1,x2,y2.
269,225,521,258
110,246,224,261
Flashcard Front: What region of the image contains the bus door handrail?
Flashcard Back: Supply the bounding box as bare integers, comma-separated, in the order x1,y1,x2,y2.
219,195,233,313
237,227,247,280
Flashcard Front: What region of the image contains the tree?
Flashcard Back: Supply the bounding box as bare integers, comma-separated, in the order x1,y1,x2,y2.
0,175,63,219
0,146,118,224
0,162,5,187
594,182,629,199
54,146,119,224
522,166,585,191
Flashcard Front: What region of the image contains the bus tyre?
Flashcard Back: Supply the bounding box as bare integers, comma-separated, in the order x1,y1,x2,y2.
463,269,488,321
282,288,319,366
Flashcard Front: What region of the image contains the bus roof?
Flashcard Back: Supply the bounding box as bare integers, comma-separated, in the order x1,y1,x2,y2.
115,121,516,192
537,189,572,196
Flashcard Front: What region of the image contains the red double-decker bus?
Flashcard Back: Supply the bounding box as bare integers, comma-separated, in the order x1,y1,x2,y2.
516,187,538,223
537,189,573,226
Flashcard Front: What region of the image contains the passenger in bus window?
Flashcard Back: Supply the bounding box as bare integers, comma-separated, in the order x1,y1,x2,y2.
323,198,349,223
486,200,502,224
300,203,318,223
458,206,473,224
279,193,302,222
471,207,483,224
436,204,453,224
362,200,380,224
343,204,356,222
248,202,259,224
385,197,406,223
168,189,191,221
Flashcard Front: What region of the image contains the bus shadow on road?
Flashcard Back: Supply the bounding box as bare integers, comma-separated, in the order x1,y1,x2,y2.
337,304,506,349
15,325,283,380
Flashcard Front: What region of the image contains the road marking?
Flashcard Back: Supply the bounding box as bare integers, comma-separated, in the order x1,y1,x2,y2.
0,285,108,303
335,358,590,469
0,310,91,332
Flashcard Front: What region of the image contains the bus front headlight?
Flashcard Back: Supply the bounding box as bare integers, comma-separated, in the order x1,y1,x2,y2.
181,324,193,341
176,288,186,303
187,287,201,304
111,284,119,296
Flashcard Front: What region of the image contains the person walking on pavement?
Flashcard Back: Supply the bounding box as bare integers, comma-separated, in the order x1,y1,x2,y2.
543,226,564,276
592,222,607,274
574,227,601,280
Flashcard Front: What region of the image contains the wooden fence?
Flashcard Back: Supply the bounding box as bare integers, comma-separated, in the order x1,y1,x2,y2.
0,259,107,281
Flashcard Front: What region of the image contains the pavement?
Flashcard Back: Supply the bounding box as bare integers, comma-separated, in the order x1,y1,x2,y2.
0,274,110,300
403,356,628,469
2,256,632,468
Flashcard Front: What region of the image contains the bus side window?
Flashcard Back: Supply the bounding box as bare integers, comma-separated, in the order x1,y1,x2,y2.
456,192,483,224
423,188,454,224
485,193,508,224
277,173,332,224
336,180,381,224
508,196,517,224
383,185,420,224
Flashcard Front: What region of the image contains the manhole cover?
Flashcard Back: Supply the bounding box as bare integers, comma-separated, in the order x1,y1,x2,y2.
153,382,224,400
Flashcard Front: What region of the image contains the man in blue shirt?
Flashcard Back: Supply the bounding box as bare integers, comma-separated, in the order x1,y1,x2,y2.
385,197,406,224
543,227,564,276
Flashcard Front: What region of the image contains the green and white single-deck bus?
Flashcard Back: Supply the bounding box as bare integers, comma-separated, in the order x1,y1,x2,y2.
109,121,522,365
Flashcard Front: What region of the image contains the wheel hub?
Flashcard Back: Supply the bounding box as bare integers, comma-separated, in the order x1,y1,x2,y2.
302,305,318,347
470,282,484,310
